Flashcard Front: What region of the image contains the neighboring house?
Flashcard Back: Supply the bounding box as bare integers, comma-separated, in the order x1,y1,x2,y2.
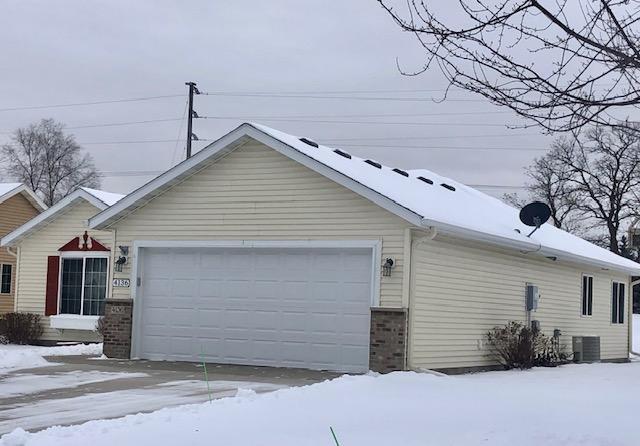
88,123,640,373
0,183,46,314
1,187,124,342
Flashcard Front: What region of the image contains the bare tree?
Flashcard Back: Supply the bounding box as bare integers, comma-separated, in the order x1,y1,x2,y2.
1,119,100,206
516,125,640,253
378,1,640,133
505,152,581,232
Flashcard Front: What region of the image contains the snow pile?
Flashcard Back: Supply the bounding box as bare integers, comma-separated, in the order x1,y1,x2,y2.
4,361,640,446
0,343,102,374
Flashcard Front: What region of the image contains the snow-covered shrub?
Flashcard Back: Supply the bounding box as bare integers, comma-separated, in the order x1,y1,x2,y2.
0,334,8,345
486,321,567,370
0,312,43,344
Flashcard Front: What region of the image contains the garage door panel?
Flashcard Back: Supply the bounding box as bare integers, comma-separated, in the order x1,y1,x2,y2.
137,246,372,372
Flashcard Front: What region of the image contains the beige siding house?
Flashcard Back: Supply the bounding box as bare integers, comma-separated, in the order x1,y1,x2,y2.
0,184,46,314
88,123,639,373
2,188,123,342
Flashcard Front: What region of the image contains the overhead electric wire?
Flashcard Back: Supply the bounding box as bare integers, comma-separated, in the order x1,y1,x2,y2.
96,168,527,190
0,94,184,112
196,116,517,127
65,118,183,130
198,92,490,103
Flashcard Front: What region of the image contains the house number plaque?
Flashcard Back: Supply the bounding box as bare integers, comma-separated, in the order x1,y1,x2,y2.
112,278,130,288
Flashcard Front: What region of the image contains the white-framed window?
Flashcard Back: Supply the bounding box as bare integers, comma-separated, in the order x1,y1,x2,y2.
581,275,593,316
612,281,625,324
0,264,11,294
59,253,109,316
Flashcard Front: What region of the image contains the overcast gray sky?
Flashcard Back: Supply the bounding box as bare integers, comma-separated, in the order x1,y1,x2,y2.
0,1,554,198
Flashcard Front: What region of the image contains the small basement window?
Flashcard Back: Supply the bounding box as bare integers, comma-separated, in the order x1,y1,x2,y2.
365,159,381,169
417,176,434,185
0,264,11,294
611,281,625,324
581,275,593,316
392,168,409,177
333,149,352,159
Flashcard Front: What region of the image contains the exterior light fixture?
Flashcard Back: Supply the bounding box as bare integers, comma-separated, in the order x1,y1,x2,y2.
114,246,129,272
382,258,395,277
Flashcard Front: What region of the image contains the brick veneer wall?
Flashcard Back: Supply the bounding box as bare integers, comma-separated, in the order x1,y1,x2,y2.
369,308,407,373
103,299,133,359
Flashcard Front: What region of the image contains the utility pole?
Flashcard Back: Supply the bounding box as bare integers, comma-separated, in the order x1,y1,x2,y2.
185,81,200,159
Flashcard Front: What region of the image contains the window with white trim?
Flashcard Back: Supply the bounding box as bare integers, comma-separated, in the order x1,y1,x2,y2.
0,264,11,294
581,275,593,316
612,282,625,324
59,257,108,316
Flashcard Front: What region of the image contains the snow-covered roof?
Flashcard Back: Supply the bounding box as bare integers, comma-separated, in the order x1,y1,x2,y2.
89,122,640,275
2,187,124,247
0,183,47,212
80,187,125,207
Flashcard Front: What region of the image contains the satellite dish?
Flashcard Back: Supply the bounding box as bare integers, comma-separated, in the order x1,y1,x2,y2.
519,201,551,237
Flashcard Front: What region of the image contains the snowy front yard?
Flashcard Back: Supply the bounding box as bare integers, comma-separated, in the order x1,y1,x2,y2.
0,343,102,375
3,360,640,446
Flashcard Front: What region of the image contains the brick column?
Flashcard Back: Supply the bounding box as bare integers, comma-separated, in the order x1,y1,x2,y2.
369,308,407,373
103,299,133,359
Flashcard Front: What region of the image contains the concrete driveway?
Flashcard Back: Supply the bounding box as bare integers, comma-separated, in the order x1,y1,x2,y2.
0,355,337,434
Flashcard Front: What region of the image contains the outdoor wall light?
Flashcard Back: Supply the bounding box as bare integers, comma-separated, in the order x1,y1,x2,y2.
115,246,129,272
382,258,395,277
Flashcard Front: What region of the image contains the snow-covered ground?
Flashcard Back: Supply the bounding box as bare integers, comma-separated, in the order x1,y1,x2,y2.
0,344,102,375
4,361,640,446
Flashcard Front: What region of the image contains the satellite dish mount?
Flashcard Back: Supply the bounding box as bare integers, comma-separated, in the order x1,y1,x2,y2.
519,202,552,237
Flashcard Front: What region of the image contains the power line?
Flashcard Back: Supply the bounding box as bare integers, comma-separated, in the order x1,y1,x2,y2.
65,118,183,130
0,94,184,113
201,88,462,95
199,92,491,103
171,99,189,166
321,133,544,142
196,116,516,127
337,143,547,151
97,168,527,191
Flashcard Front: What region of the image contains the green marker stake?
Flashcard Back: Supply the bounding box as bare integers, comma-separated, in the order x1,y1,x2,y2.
200,346,212,403
330,426,340,446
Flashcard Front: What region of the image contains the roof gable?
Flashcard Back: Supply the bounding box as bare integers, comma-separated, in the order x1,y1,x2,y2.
88,123,640,275
1,188,123,247
0,183,47,212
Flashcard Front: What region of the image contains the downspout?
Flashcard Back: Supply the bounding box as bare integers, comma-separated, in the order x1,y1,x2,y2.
630,277,640,357
405,227,438,372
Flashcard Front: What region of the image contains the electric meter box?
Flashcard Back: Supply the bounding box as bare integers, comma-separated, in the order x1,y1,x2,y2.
525,284,539,311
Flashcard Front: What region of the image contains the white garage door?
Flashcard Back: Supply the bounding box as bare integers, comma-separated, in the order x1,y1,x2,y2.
135,246,373,372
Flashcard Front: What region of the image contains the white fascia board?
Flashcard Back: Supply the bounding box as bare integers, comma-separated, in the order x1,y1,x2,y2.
90,123,424,230
0,184,47,212
422,218,640,276
1,190,106,247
